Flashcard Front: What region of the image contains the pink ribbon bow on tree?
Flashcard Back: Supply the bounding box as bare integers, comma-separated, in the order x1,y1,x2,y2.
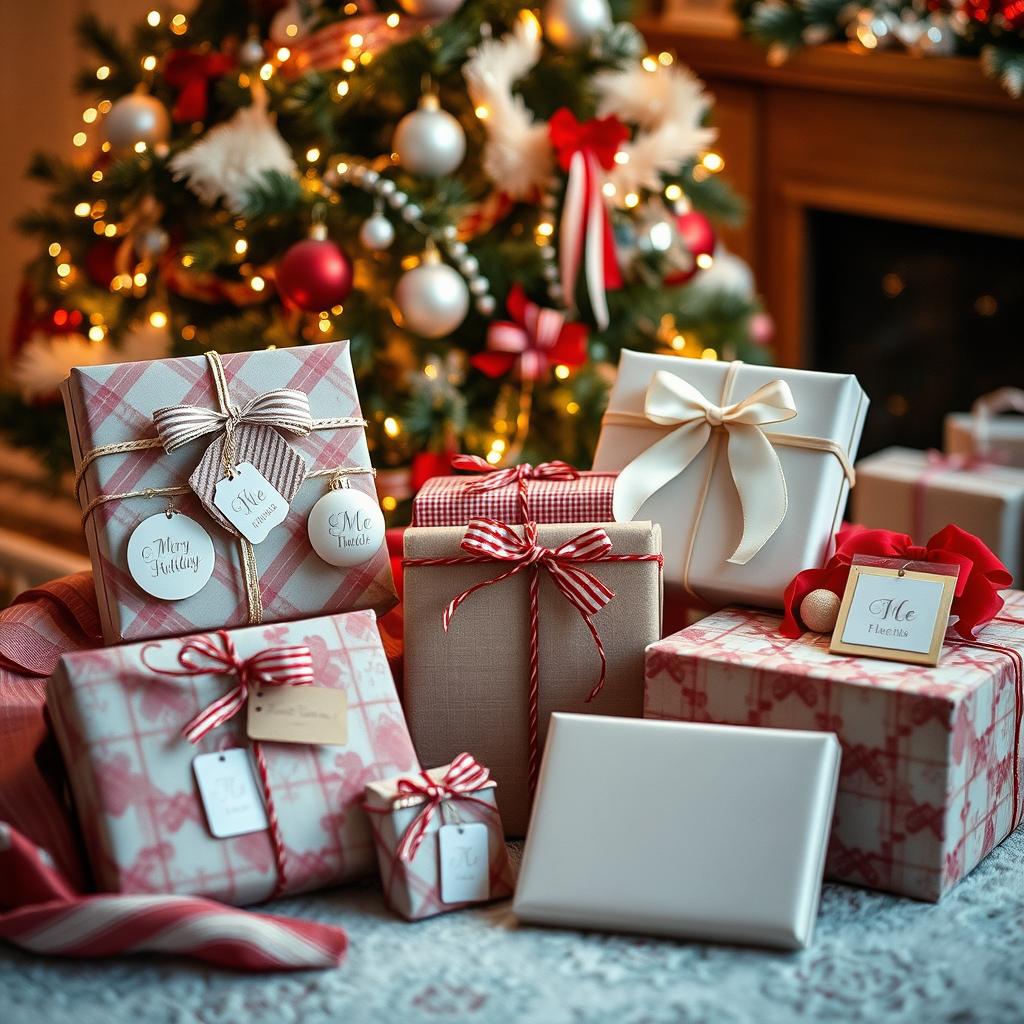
393,752,493,862
548,108,629,330
472,285,589,381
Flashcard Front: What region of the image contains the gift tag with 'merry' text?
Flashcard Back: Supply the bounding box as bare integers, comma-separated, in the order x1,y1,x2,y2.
126,511,215,601
438,822,490,904
193,748,269,839
213,462,289,544
247,685,349,746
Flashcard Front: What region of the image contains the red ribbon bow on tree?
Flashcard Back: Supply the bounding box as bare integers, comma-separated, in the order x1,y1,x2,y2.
781,523,1012,640
164,49,235,124
393,752,493,862
472,285,589,382
548,108,629,330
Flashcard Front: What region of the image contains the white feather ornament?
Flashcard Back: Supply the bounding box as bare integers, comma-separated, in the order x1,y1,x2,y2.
168,93,297,213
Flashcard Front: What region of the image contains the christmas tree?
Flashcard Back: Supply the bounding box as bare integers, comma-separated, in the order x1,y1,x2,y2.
2,0,768,519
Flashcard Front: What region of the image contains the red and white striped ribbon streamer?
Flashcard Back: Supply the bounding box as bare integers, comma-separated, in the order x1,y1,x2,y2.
451,453,580,521
391,753,493,862
0,822,346,971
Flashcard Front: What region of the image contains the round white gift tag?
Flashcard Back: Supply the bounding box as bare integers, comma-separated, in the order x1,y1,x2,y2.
307,487,386,567
127,512,216,600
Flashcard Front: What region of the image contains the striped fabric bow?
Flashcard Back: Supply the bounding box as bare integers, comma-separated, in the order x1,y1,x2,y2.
142,631,315,743
152,388,313,453
445,519,616,702
452,453,580,492
394,753,492,862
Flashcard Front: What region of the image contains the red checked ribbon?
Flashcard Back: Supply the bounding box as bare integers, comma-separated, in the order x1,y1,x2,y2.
472,284,589,382
392,753,494,862
404,519,662,797
451,452,580,522
141,631,315,899
548,108,628,330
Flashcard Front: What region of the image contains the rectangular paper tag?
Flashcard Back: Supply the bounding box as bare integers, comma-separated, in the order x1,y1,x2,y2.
193,748,269,839
438,822,490,904
213,462,289,544
247,686,348,745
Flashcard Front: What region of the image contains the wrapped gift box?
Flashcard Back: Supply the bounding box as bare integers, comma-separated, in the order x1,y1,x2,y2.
945,389,1024,469
47,609,418,906
62,342,397,643
593,350,867,608
852,447,1024,585
643,597,1024,901
514,714,839,949
412,466,616,527
364,757,514,920
403,520,663,836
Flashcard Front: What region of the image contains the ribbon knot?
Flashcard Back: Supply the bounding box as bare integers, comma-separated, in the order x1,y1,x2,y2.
393,752,492,862
614,370,799,565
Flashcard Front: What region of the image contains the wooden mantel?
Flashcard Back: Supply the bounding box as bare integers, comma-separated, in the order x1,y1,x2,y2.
633,23,1024,367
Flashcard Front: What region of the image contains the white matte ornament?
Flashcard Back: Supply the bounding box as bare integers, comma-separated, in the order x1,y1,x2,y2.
395,256,470,338
359,213,396,251
104,92,171,151
800,588,841,634
543,0,612,49
307,487,386,567
127,512,215,601
393,95,466,177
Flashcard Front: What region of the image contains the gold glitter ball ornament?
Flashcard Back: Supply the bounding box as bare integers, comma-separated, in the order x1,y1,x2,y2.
800,588,841,634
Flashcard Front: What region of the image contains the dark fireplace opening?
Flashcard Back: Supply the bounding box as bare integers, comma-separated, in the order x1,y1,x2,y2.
807,209,1024,457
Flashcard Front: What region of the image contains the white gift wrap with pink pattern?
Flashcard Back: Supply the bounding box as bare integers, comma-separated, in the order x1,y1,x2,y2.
62,342,397,644
644,595,1024,901
47,610,419,906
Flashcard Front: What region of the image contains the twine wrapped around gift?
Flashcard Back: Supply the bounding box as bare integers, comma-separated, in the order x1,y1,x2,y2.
72,349,374,626
403,519,663,798
603,360,857,599
141,630,315,900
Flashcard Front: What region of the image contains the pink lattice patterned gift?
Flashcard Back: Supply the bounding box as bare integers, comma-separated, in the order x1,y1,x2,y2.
47,610,418,906
644,594,1024,901
62,341,397,644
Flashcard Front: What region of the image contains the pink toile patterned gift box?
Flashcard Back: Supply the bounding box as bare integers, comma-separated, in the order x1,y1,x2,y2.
364,754,514,920
47,609,419,906
644,595,1024,901
62,341,397,644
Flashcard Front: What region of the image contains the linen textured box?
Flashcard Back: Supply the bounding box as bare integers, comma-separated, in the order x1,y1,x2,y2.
644,597,1024,901
364,760,514,920
852,446,1024,585
593,350,868,608
514,714,839,950
411,468,616,527
403,520,663,836
62,341,397,643
945,389,1024,468
47,609,419,906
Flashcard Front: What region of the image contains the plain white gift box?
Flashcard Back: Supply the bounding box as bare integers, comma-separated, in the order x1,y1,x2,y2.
513,714,840,950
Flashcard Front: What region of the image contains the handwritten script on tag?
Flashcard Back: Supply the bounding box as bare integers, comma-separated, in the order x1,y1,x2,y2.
193,748,269,839
213,462,289,545
246,686,348,745
438,822,490,904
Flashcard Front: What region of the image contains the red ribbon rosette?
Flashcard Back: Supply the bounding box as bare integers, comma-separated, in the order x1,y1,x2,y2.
164,49,235,124
781,524,1012,640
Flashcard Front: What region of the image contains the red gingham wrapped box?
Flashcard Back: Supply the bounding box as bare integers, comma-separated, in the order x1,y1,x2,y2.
644,595,1024,901
62,342,397,644
47,609,418,906
411,458,616,527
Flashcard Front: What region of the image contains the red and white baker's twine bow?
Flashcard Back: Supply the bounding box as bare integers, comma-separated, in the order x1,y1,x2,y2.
404,519,662,797
141,631,315,899
451,453,580,522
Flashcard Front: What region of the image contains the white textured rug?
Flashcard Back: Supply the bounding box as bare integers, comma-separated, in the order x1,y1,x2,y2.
5,829,1023,1024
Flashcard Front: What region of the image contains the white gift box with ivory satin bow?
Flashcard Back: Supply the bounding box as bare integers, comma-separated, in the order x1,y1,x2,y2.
593,351,868,608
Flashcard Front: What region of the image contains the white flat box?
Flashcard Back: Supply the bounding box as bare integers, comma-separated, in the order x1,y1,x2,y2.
593,350,867,607
514,714,840,950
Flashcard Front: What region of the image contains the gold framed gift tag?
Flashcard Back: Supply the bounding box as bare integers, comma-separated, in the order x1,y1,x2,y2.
830,560,958,666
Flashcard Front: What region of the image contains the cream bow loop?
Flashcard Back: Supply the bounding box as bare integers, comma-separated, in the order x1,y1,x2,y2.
612,370,799,565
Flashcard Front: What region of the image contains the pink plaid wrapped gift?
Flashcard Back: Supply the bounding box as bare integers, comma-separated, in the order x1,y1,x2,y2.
644,596,1024,901
411,454,615,527
63,341,397,643
47,609,419,906
364,753,514,920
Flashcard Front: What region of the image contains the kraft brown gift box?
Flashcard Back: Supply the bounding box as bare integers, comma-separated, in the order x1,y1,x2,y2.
403,521,663,836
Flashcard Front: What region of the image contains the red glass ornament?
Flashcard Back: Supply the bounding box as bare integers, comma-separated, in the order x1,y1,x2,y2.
1001,0,1024,29
276,235,353,312
664,210,717,286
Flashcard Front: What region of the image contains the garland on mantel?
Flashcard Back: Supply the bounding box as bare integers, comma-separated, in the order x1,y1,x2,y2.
735,0,1024,97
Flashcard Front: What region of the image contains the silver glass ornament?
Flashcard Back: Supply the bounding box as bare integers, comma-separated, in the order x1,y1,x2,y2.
395,253,470,338
359,213,395,251
543,0,612,49
104,92,171,151
393,95,466,177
